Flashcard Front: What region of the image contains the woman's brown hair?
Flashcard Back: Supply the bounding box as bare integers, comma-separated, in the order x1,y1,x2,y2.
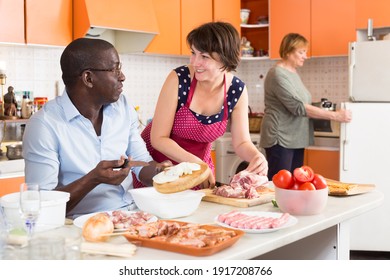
186,21,241,72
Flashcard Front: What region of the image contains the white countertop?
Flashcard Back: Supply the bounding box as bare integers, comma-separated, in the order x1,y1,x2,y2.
3,189,383,260
0,157,24,179
115,190,383,260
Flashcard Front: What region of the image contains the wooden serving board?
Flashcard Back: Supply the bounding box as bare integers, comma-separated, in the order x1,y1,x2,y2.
329,184,375,196
326,178,376,196
200,188,275,208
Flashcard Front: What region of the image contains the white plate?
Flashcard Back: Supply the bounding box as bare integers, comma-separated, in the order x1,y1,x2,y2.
73,210,158,230
214,211,297,233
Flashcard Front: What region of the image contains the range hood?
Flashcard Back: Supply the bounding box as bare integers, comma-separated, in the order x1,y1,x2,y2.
73,0,159,53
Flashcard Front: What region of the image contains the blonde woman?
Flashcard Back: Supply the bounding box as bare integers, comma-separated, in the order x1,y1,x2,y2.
260,33,352,180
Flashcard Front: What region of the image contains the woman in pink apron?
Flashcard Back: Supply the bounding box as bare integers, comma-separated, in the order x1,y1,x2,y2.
134,22,268,189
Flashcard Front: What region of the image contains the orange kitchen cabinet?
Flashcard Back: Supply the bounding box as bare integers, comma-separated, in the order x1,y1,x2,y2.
146,0,212,56
0,0,24,44
240,0,269,55
25,0,72,46
270,0,355,58
214,0,241,34
0,176,24,197
146,0,239,56
304,149,339,180
269,0,310,59
356,0,390,29
144,0,181,55
181,0,213,55
311,0,355,57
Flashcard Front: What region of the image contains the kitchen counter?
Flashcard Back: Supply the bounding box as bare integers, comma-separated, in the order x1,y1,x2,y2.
0,156,24,179
0,140,25,179
125,190,383,260
2,189,383,260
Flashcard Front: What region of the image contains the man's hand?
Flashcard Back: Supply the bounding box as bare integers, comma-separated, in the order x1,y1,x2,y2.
155,160,173,173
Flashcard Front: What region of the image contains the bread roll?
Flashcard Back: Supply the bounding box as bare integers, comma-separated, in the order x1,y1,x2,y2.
82,213,114,242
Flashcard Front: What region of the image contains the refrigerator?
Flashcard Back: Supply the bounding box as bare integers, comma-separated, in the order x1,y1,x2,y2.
339,40,390,251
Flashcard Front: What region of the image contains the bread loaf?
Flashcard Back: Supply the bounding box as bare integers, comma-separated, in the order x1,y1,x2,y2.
82,213,114,242
153,162,210,194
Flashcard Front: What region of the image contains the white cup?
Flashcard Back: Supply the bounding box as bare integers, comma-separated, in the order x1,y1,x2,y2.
240,9,251,24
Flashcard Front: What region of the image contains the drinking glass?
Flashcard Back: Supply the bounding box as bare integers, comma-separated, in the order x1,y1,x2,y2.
19,183,41,239
0,207,8,259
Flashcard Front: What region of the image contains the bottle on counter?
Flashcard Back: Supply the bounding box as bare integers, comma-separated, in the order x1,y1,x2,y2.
21,94,32,119
16,107,21,118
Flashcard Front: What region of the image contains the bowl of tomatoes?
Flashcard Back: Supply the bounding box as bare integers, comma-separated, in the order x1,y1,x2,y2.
272,166,328,215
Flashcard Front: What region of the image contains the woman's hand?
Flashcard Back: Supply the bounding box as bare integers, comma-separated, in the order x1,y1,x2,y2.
246,153,268,176
200,170,216,189
334,109,352,123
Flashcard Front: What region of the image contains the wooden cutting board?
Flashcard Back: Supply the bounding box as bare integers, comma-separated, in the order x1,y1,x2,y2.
200,188,275,208
326,178,376,196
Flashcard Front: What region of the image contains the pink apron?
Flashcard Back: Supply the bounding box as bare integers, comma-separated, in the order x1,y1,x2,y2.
135,75,229,188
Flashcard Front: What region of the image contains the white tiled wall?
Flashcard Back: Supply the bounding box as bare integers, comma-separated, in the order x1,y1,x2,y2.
0,44,349,123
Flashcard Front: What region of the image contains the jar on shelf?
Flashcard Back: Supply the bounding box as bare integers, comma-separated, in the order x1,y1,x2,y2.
240,9,250,24
240,37,254,57
34,97,48,111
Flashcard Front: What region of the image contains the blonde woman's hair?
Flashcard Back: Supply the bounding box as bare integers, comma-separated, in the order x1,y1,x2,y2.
279,33,308,59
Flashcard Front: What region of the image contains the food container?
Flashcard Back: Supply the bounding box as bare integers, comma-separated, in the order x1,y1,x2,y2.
0,191,70,232
240,9,250,24
274,186,328,215
6,143,23,160
33,97,48,111
129,188,205,219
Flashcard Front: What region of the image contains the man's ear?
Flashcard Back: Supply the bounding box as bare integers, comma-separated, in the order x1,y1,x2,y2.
81,71,94,88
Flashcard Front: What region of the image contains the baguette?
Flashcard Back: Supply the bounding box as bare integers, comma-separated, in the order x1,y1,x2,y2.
153,162,210,194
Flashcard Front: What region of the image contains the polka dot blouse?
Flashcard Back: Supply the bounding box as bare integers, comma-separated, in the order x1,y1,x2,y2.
174,65,245,125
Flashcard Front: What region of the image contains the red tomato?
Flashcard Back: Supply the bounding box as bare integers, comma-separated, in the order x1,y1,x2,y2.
298,182,316,191
290,182,301,190
312,174,327,190
272,170,295,189
293,166,315,183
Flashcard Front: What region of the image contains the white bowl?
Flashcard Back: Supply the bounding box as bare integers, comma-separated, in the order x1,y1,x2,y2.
0,190,70,232
129,188,205,219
